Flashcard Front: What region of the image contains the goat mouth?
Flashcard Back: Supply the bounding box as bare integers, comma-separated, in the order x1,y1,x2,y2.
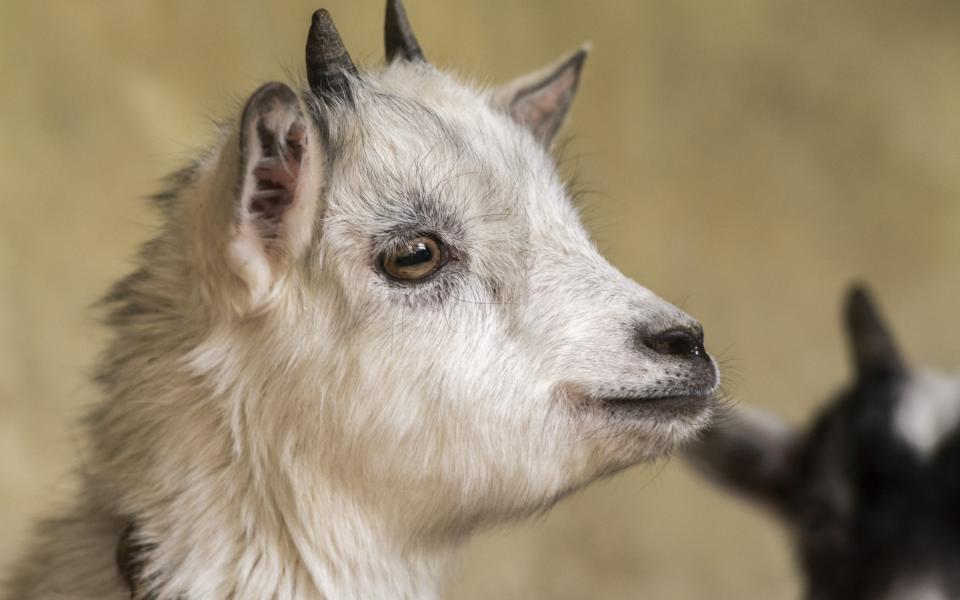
599,392,715,419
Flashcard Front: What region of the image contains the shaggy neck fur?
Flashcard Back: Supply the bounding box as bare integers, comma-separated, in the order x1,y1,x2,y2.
113,448,458,599
80,154,469,599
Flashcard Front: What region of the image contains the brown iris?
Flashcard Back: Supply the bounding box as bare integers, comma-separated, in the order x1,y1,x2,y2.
380,236,445,282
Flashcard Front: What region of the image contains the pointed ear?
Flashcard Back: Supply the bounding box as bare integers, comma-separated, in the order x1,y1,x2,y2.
226,82,321,305
845,284,905,380
493,47,588,147
686,407,797,513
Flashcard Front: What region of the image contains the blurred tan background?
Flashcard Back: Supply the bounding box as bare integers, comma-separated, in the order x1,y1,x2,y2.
2,1,959,598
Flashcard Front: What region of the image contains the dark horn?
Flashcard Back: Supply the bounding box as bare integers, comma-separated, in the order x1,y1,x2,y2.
385,0,426,62
306,9,358,101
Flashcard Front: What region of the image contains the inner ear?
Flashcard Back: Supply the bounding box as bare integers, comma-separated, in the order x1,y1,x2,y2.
494,47,588,147
226,81,319,305
239,82,309,250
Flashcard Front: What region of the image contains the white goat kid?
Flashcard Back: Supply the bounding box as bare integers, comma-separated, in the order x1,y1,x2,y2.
8,3,719,599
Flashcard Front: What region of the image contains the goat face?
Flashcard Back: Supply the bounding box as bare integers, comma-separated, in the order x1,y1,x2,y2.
150,5,718,535
689,286,960,599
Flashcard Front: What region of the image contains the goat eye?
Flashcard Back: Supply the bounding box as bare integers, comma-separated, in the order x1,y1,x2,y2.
380,236,445,282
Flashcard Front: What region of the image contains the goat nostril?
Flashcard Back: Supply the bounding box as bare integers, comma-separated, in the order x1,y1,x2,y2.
645,328,706,359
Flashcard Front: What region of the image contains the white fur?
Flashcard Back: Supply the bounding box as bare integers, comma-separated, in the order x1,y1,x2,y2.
7,59,717,599
895,369,960,459
882,572,950,600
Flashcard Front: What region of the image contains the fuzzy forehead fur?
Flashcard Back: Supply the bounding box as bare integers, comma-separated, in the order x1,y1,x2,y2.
312,62,562,303
314,61,582,262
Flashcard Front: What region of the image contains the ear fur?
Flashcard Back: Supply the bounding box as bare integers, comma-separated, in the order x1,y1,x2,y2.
845,284,905,380
493,47,588,147
686,407,797,512
222,82,321,309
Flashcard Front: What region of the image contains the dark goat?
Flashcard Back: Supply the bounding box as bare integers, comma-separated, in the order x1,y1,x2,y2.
689,286,960,600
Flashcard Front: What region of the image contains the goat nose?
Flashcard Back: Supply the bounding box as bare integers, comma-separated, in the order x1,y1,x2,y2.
643,327,706,359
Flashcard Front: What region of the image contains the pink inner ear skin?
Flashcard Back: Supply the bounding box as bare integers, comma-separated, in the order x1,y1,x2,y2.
249,119,307,239
513,62,580,144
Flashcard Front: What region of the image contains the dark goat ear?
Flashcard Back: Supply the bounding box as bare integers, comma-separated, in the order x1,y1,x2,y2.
306,9,358,102
686,407,797,513
385,0,425,62
493,47,588,147
845,284,905,379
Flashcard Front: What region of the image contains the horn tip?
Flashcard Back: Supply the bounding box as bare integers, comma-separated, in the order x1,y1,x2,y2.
305,6,358,99
310,8,337,37
384,0,426,62
386,0,409,18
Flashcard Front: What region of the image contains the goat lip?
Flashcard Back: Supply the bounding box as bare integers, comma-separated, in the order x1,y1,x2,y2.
601,393,711,404
599,392,715,417
601,391,713,405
